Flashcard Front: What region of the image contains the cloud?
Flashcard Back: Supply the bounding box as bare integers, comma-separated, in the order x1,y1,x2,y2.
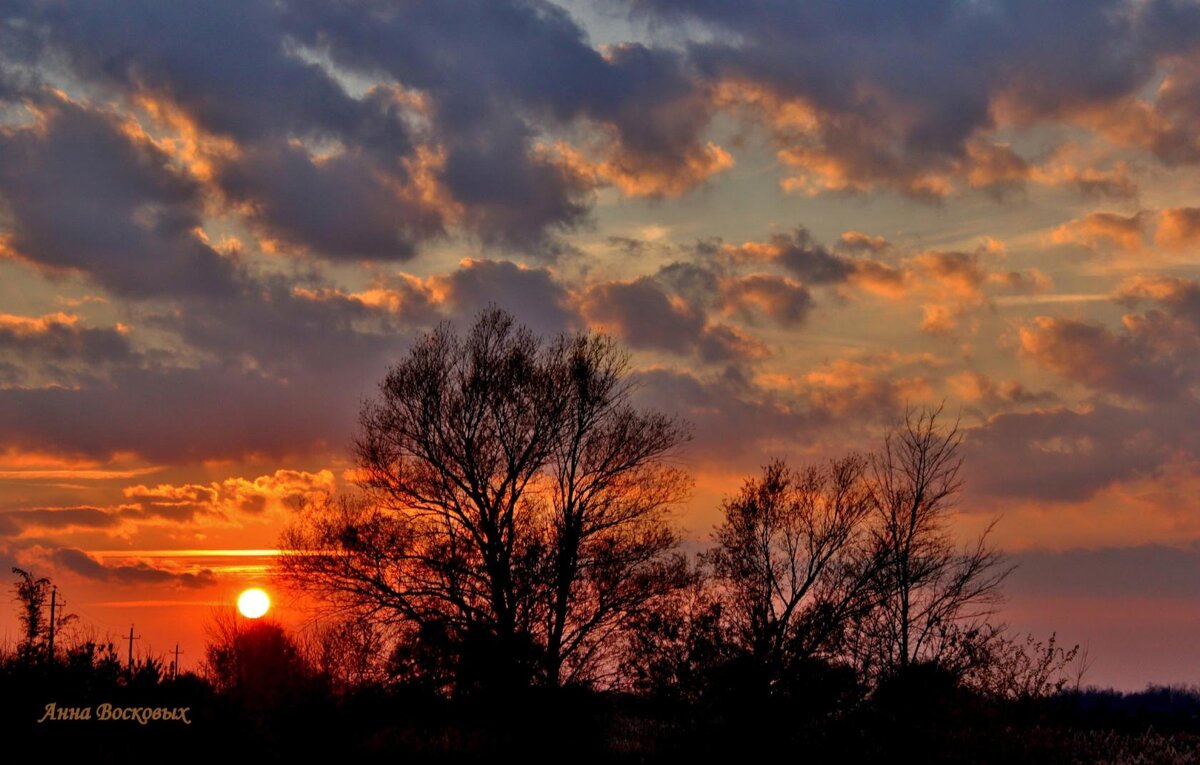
620,0,1200,197
0,366,354,462
1,469,333,549
1154,206,1200,250
0,507,122,534
279,0,727,249
434,259,580,337
0,96,240,298
914,250,988,302
728,227,910,300
730,227,855,284
836,231,891,255
1029,144,1139,199
1117,275,1200,325
1048,206,1200,256
50,547,216,588
580,276,765,362
1050,212,1148,252
970,278,1200,501
1018,311,1200,403
214,140,444,260
794,352,937,419
965,403,1184,502
948,370,1057,411
0,0,740,260
124,469,334,521
718,227,1048,337
0,312,135,386
1007,544,1200,600
719,274,813,327
628,348,947,468
630,366,817,465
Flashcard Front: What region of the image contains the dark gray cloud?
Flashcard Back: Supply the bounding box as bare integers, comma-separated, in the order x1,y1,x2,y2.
965,279,1200,503
438,259,580,337
0,97,239,298
1007,544,1200,600
964,403,1192,502
0,365,355,462
0,506,120,532
0,314,135,387
627,362,913,469
757,228,857,284
721,274,813,326
630,366,816,465
1119,275,1200,327
215,142,442,260
52,547,216,588
0,0,723,259
583,277,705,350
1019,315,1200,402
616,0,1200,193
1021,279,1200,403
581,274,766,363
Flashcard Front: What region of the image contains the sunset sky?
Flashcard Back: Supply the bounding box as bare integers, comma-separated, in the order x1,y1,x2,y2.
2,0,1200,689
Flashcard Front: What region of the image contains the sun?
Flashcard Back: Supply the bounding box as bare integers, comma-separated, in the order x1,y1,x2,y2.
237,587,271,619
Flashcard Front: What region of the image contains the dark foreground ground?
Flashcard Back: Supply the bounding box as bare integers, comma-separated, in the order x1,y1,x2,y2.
3,658,1200,764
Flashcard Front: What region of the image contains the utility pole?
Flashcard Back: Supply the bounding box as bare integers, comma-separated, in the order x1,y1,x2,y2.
172,643,184,679
126,624,140,672
47,585,56,662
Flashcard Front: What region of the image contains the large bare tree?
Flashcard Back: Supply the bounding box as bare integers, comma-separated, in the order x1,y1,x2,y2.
854,405,1012,679
278,307,691,691
709,455,877,680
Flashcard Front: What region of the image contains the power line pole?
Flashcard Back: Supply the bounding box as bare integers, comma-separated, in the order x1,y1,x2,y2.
126,624,140,672
172,643,184,679
47,586,56,662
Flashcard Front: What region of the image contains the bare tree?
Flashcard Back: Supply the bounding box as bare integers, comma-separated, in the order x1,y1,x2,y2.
855,405,1013,679
960,630,1082,700
301,618,389,693
709,455,877,680
278,307,691,691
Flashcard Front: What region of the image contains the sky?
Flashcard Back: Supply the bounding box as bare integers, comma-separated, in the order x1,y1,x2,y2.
1,0,1200,690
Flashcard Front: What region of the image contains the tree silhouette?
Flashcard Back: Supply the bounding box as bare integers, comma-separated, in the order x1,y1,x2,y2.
10,568,75,662
203,608,316,709
854,405,1013,681
709,455,877,689
279,307,692,692
11,568,50,660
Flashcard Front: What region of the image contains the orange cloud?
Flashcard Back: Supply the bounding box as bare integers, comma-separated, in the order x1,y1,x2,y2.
1115,274,1198,305
129,92,240,183
1029,143,1138,199
964,139,1029,190
948,370,1054,408
836,231,890,254
848,259,910,299
124,469,335,521
987,268,1053,294
914,251,987,302
719,274,812,326
1154,207,1200,250
1050,212,1147,252
920,304,961,335
397,143,464,226
546,139,734,199
0,311,80,335
797,353,936,416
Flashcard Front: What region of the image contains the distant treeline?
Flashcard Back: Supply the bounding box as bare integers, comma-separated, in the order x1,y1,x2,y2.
2,632,1200,763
